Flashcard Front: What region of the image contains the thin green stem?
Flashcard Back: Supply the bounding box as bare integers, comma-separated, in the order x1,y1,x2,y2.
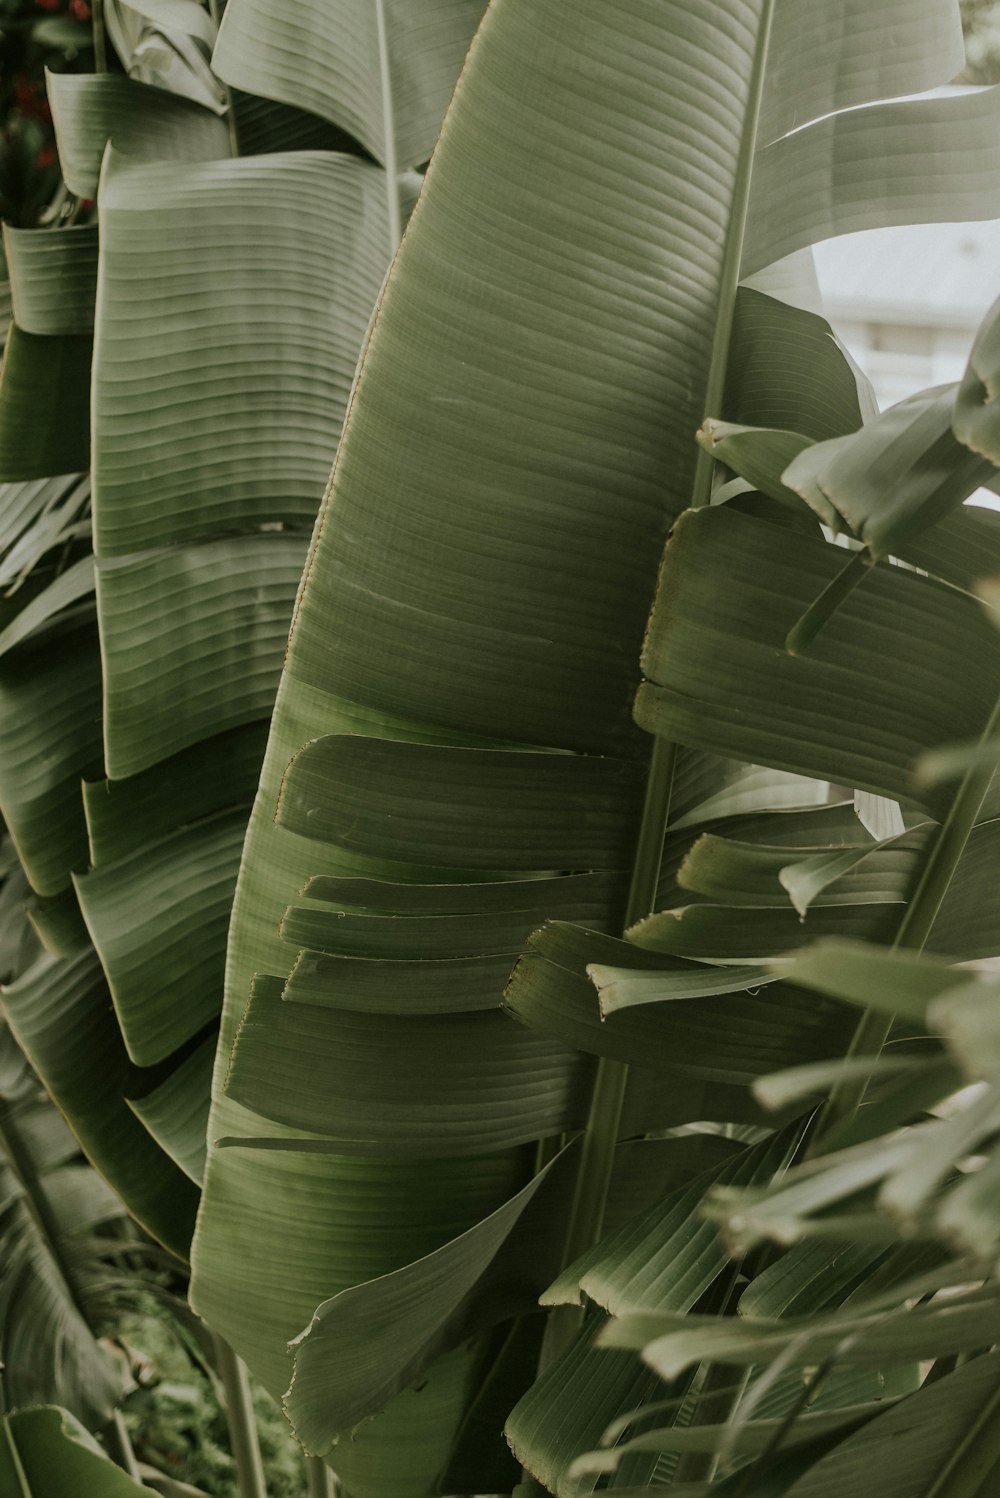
103,1410,142,1479
374,0,402,252
540,740,676,1365
809,689,1000,1152
92,0,108,74
3,1415,32,1498
690,0,778,511
785,548,869,656
213,1334,268,1498
207,0,241,158
306,1454,333,1498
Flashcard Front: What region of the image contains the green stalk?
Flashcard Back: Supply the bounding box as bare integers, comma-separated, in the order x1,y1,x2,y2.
306,1455,333,1498
2,1415,32,1498
103,1410,142,1480
810,690,1000,1152
207,0,241,158
92,0,108,74
213,1334,268,1498
542,0,778,1370
785,548,869,656
374,0,403,253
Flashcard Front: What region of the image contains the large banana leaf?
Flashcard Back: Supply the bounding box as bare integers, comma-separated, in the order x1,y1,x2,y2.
187,1,1000,1490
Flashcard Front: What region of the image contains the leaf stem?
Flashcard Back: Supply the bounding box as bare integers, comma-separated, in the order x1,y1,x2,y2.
374,0,402,252
207,0,241,159
785,549,869,656
213,1333,268,1498
809,688,1000,1151
691,0,778,510
306,1455,333,1498
103,1410,142,1479
92,0,108,74
2,1415,32,1498
540,738,676,1365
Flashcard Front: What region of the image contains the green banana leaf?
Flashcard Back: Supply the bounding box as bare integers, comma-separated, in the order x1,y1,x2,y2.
212,0,488,170
0,326,91,480
0,1406,152,1497
3,225,99,336
2,949,198,1257
47,70,229,197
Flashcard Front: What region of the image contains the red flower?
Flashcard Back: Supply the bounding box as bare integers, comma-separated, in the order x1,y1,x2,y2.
34,0,62,11
35,145,57,170
69,0,92,17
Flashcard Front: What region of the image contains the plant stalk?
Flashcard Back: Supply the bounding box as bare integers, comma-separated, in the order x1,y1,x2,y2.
306,1454,333,1498
103,1409,142,1479
207,0,242,159
374,0,403,252
92,0,108,74
213,1333,268,1498
2,1415,32,1498
785,548,869,655
809,689,1000,1152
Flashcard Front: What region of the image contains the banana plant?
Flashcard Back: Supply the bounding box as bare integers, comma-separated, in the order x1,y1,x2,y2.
6,0,1000,1494
171,0,1000,1493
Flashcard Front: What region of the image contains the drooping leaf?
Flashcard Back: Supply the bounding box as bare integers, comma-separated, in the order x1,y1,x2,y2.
0,326,91,481
92,149,402,557
3,224,99,336
0,624,103,896
744,84,1000,276
276,736,645,871
285,1150,570,1452
697,421,814,512
74,811,246,1065
755,0,964,146
504,923,854,1084
82,722,268,868
0,1029,124,1428
127,1034,215,1184
212,0,488,170
636,506,1000,817
723,288,875,441
782,385,995,558
47,70,229,197
0,1406,153,1497
2,949,199,1258
97,537,305,777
